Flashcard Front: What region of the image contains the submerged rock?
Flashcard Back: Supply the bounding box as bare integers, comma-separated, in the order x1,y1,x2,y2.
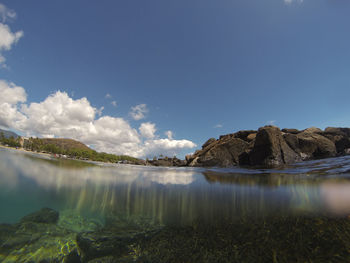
20,207,59,224
77,230,137,262
0,209,80,263
77,214,163,262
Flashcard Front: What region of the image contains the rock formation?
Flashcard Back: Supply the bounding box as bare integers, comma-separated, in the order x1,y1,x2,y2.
187,126,350,168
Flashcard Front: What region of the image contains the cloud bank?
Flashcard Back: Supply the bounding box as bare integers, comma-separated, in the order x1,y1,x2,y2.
0,81,196,158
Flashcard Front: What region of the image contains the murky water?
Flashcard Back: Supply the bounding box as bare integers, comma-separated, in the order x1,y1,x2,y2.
2,148,350,262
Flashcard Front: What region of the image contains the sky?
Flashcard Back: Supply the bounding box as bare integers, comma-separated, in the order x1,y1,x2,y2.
0,0,350,158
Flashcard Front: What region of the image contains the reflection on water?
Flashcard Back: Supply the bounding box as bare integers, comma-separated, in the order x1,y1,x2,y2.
2,148,350,225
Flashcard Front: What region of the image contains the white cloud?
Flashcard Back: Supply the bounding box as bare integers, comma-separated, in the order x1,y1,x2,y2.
0,4,23,67
214,124,223,129
0,3,16,23
0,80,26,104
284,0,303,4
105,93,111,99
0,83,197,158
139,122,156,139
165,130,173,140
111,100,117,107
129,104,148,120
142,139,197,158
267,120,276,125
0,80,27,129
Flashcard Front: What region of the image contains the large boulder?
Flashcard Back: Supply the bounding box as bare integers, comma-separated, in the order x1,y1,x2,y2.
322,127,350,154
189,137,250,167
296,131,336,159
249,126,301,166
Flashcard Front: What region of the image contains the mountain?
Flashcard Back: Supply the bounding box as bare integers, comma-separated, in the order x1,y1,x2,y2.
0,129,19,139
38,138,92,151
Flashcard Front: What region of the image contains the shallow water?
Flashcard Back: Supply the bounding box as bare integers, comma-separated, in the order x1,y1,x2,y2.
2,148,350,262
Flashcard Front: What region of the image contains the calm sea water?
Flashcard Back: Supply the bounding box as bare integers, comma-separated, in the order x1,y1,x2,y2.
2,147,350,262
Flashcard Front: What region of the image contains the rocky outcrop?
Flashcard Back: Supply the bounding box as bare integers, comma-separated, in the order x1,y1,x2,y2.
186,126,350,168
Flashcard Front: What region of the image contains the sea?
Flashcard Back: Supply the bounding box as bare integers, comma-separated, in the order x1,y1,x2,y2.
1,147,350,262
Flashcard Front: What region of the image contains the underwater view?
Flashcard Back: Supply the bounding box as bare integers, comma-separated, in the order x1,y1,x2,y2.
2,148,350,262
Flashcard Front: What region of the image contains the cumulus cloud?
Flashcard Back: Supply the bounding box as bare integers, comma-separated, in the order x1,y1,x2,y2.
0,80,26,104
139,122,156,139
130,104,148,120
111,101,117,107
0,83,197,158
105,93,111,99
0,4,23,67
0,80,27,129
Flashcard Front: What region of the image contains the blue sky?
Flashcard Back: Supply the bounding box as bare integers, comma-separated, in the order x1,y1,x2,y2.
1,0,350,158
